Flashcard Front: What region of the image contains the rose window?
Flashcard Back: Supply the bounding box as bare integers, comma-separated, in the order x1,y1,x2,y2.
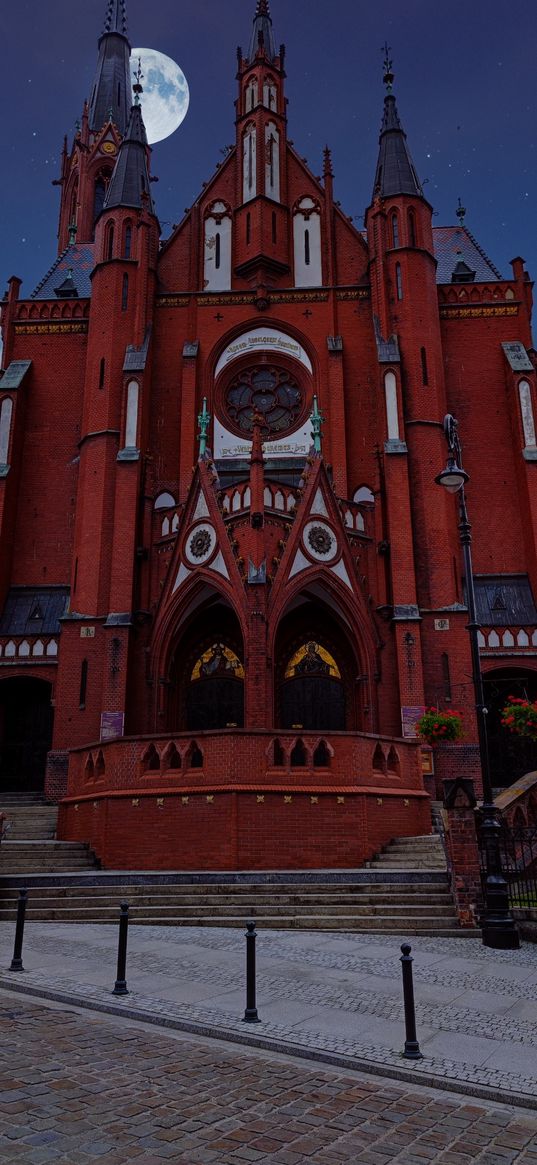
225,365,303,436
190,529,211,559
307,525,333,556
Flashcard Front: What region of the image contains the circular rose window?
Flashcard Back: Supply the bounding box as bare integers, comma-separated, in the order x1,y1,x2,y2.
224,365,303,437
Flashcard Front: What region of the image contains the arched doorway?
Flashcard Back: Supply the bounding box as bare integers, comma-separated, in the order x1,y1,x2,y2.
0,677,54,793
483,667,537,788
275,599,360,732
167,600,245,732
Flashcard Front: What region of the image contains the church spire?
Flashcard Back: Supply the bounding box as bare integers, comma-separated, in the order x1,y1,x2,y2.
372,47,423,200
103,96,154,214
89,0,132,136
248,0,276,62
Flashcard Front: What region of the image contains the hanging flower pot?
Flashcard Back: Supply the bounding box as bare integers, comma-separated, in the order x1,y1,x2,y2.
501,697,537,741
416,708,464,747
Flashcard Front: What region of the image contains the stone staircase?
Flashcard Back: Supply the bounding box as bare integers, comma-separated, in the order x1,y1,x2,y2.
0,812,472,935
0,798,99,874
366,833,447,871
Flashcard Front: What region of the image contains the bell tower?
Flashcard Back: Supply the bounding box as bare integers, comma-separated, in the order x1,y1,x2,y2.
234,0,290,284
56,0,133,253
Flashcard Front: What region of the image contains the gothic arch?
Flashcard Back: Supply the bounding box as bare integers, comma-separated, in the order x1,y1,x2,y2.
163,591,246,733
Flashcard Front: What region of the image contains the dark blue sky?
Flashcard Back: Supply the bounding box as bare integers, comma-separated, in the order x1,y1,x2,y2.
3,0,537,298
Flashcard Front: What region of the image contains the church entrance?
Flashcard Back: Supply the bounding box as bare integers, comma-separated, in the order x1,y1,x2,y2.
275,600,358,732
167,602,244,732
483,667,537,789
0,677,54,793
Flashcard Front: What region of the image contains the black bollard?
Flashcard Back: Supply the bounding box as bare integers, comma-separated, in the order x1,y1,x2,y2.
243,920,260,1023
112,902,130,995
10,889,28,972
400,943,423,1060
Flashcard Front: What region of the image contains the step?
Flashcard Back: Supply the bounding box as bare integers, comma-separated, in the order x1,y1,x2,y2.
0,890,455,908
0,912,461,932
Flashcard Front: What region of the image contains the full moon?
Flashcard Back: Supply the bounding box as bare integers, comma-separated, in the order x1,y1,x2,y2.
130,48,189,145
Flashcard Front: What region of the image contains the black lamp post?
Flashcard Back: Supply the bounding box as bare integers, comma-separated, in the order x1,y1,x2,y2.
436,414,520,950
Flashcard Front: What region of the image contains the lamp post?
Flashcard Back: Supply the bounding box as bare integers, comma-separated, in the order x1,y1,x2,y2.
436,414,519,949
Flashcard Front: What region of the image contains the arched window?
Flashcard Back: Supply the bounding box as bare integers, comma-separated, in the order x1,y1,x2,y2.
125,380,139,449
154,492,176,510
121,273,129,311
353,485,375,505
395,263,403,300
391,212,399,248
246,212,251,245
263,77,277,109
93,175,107,226
204,202,232,290
243,123,256,202
293,198,322,287
0,397,13,467
245,77,258,111
79,659,88,709
519,380,537,448
384,371,400,440
99,358,105,390
124,223,132,259
105,221,115,261
408,208,417,247
420,346,429,386
265,121,280,201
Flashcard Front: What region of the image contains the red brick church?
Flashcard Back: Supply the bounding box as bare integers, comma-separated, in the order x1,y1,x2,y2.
1,0,536,869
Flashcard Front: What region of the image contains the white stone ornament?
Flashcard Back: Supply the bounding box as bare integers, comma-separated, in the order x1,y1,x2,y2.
184,523,217,566
303,520,338,563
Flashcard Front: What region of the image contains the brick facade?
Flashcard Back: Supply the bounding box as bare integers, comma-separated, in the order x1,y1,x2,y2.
1,1,537,871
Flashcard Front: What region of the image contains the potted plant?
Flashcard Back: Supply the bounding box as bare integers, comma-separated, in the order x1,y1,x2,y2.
501,696,537,741
416,708,464,746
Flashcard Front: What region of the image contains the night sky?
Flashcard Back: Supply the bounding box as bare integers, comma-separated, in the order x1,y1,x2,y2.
2,0,537,301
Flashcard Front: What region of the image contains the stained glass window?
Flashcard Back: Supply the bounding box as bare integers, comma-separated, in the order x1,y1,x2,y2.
225,365,303,436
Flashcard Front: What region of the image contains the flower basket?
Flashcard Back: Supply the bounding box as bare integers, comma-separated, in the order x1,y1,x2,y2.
501,697,537,741
416,708,464,747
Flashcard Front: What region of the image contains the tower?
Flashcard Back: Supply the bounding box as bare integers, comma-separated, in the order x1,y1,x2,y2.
56,0,133,252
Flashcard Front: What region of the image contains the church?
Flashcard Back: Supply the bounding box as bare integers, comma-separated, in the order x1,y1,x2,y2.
1,0,536,870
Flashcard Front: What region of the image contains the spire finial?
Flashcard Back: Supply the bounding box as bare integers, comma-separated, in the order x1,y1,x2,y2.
382,41,394,93
311,396,324,456
456,197,467,227
256,0,270,15
68,222,78,246
323,146,333,179
198,398,211,459
133,57,143,106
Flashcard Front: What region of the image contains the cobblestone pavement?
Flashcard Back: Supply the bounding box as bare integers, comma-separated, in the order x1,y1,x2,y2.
1,995,537,1165
1,925,536,1107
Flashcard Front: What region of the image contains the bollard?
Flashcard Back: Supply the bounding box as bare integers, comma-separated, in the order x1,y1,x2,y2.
400,943,423,1060
112,902,130,996
243,920,260,1023
10,888,28,972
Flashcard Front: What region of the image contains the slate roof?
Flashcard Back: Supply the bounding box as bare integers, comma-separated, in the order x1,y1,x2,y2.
433,226,502,283
373,95,423,200
248,0,276,61
474,576,537,627
0,588,70,636
31,245,95,300
104,103,154,213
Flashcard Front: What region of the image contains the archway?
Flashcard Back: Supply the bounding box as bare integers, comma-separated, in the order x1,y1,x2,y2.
0,677,54,793
275,597,360,732
167,600,245,732
483,667,537,788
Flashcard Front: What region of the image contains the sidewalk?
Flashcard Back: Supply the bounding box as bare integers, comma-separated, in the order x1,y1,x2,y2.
1,923,536,1108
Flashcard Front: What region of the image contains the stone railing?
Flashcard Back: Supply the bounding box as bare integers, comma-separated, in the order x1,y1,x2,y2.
478,625,537,653
0,636,58,662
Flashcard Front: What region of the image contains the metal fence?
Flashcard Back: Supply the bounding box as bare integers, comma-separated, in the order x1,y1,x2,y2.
494,823,537,908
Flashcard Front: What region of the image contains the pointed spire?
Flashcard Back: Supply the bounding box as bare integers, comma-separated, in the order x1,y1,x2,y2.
372,48,423,200
102,0,128,35
89,0,132,135
248,0,276,61
103,100,154,213
323,146,334,180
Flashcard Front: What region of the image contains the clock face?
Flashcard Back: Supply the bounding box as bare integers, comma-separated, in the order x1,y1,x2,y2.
101,141,117,156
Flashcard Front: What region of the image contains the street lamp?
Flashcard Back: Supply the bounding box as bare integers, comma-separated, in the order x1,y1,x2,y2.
436,414,520,949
